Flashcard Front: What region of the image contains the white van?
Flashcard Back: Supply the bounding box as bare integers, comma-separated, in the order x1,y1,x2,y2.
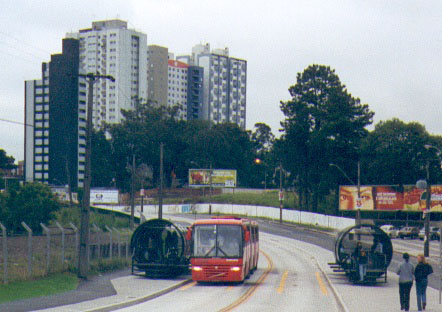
380,225,398,238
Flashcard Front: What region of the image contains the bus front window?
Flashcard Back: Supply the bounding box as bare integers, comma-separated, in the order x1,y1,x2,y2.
193,224,242,258
194,225,217,257
217,225,242,258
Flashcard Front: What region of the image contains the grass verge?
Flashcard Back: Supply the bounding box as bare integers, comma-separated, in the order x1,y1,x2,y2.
0,273,78,304
157,190,299,209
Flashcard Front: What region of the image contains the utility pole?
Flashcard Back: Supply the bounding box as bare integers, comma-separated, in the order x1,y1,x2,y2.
356,160,361,225
159,142,164,219
279,160,283,224
209,162,212,215
78,73,114,279
424,160,431,257
65,156,73,208
423,144,441,257
130,153,135,230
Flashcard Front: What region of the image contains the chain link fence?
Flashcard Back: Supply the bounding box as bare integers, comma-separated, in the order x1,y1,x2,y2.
0,221,132,284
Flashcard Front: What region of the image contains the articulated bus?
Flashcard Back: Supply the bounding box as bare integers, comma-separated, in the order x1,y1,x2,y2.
186,217,259,282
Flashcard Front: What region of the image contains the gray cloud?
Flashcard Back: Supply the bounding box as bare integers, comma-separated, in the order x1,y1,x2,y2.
1,0,441,161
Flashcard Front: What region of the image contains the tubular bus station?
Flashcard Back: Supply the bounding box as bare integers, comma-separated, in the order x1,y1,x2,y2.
329,224,393,283
130,218,190,277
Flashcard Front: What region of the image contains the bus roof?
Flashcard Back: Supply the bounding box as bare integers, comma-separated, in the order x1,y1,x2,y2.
193,218,250,226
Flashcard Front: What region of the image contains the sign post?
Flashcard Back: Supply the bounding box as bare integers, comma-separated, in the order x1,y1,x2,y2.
140,189,144,213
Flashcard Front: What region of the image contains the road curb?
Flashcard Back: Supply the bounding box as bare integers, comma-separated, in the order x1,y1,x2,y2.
290,244,349,312
85,278,192,312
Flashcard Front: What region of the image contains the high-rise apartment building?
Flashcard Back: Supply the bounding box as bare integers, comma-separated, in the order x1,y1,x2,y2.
177,43,247,129
168,60,189,120
25,38,87,188
148,46,203,120
147,45,168,106
66,20,148,128
186,66,204,120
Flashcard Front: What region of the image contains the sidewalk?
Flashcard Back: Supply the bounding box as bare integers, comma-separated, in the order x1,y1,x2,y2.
279,233,442,312
37,274,190,312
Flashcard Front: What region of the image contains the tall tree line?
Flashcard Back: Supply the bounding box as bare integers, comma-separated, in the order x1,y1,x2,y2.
277,64,442,213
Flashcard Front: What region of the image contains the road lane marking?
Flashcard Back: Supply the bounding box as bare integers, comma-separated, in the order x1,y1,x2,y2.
226,286,234,291
218,250,273,312
277,270,289,294
315,271,328,296
180,281,197,291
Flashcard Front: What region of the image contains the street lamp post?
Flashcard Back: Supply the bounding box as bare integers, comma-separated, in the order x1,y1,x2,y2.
330,161,361,225
159,142,164,219
209,162,212,215
77,73,115,279
424,160,431,257
423,144,442,257
279,161,283,224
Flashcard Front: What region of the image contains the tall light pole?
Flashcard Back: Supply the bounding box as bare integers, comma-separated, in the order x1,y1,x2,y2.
330,161,361,225
158,142,164,219
78,73,114,279
254,158,267,190
130,152,135,230
423,144,442,257
209,162,212,215
279,161,283,224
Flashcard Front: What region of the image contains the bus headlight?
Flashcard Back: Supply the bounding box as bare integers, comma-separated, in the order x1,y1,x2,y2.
192,266,202,272
230,267,240,272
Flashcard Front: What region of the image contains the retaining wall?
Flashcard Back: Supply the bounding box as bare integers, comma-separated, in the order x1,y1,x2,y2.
98,203,354,231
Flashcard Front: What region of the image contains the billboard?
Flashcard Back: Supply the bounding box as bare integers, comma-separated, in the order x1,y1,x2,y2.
189,169,237,188
339,185,442,212
90,189,119,204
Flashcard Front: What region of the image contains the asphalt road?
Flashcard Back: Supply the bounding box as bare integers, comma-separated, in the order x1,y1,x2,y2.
115,232,341,312
1,214,441,312
255,219,441,291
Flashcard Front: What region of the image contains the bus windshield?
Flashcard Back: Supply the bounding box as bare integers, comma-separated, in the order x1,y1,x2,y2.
193,224,242,258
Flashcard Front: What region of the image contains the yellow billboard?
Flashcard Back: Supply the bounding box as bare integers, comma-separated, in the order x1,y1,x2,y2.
189,169,237,188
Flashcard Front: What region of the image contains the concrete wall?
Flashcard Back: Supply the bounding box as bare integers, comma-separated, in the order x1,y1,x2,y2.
97,203,354,231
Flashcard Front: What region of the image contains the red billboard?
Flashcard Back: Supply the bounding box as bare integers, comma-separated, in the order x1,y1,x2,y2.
339,185,442,211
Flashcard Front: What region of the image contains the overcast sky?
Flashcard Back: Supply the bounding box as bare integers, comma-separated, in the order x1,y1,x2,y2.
1,0,441,161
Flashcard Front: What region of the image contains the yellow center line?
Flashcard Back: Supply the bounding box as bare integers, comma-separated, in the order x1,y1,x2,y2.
315,271,328,296
180,281,197,291
218,250,273,312
277,270,289,294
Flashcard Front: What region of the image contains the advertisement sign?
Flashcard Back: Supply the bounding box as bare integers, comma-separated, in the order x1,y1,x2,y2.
339,185,442,212
90,189,119,204
189,169,237,188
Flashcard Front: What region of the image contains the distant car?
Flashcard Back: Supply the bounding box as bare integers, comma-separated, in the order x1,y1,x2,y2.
380,225,399,238
418,227,441,241
398,226,419,239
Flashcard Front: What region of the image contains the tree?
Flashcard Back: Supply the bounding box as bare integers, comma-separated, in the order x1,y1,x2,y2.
91,130,115,187
251,123,275,154
360,119,437,185
5,183,61,232
0,149,15,174
280,65,374,212
106,99,258,190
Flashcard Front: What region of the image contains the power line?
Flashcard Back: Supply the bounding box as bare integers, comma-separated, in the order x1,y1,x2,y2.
0,118,33,127
0,31,52,56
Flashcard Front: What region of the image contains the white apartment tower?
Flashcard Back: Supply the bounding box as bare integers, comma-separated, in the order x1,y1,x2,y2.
177,43,247,129
167,59,188,120
66,20,148,128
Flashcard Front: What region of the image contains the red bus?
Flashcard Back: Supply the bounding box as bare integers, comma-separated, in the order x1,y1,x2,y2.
186,217,259,282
